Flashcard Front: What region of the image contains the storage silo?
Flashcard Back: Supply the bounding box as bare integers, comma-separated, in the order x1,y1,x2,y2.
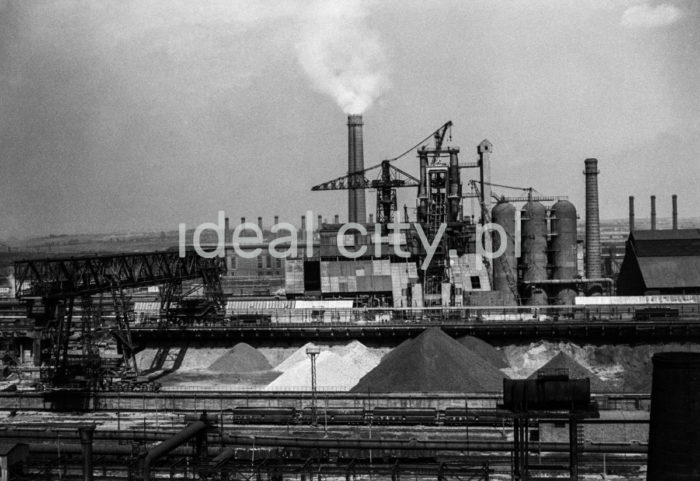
520,201,548,305
550,200,578,304
647,352,700,480
491,201,517,305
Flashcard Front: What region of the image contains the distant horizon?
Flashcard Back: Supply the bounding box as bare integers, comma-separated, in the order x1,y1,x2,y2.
5,215,700,245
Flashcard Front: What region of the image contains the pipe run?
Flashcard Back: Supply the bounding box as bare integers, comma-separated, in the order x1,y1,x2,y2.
142,418,210,481
221,434,646,454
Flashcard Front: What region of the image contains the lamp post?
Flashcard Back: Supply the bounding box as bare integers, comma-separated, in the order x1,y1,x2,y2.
306,346,321,426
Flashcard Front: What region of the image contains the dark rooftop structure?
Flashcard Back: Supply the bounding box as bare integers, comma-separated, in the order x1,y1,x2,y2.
617,229,700,295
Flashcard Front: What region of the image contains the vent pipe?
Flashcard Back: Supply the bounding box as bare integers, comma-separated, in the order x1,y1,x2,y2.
584,159,601,279
672,195,678,230
347,115,366,223
651,195,656,231
628,196,634,232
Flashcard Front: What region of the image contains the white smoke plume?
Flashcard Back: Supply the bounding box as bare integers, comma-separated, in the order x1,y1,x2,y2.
296,0,390,114
620,3,683,28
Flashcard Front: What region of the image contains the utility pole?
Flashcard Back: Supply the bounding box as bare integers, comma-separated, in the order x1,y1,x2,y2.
306,346,321,426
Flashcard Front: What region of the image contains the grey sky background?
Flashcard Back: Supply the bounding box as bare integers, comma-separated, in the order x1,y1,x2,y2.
1,0,698,239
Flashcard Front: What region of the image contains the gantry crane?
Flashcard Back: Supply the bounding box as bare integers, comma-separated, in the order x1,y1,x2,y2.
13,250,225,390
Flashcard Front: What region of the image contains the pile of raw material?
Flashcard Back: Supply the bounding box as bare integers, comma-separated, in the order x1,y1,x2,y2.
351,327,506,393
208,343,272,373
266,341,384,391
528,352,607,391
457,335,508,368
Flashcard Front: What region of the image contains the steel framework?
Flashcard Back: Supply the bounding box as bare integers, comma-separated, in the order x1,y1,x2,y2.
14,249,225,300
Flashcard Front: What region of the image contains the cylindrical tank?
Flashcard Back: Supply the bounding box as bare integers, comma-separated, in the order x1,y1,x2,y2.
550,200,578,304
491,201,517,304
647,352,700,480
521,201,548,305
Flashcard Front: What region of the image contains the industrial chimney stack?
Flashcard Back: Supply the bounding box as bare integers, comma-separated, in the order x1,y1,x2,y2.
672,194,678,230
584,159,601,279
347,115,366,223
651,195,656,231
628,196,635,232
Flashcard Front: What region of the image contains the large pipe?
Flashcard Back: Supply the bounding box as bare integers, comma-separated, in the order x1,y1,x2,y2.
78,425,95,481
222,434,645,454
584,159,601,279
142,419,208,481
650,195,656,230
628,196,634,232
347,115,366,223
672,194,678,230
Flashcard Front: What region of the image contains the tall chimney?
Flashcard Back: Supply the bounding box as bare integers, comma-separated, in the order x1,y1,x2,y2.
334,214,339,224
317,214,322,231
672,195,678,230
274,215,279,225
257,216,263,231
584,159,601,279
651,195,656,231
347,115,366,223
628,196,635,232
225,217,230,243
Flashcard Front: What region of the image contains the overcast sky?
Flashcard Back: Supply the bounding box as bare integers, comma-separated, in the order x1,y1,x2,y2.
1,0,698,239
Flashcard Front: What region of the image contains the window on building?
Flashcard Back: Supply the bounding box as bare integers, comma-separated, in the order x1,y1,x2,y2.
470,276,481,289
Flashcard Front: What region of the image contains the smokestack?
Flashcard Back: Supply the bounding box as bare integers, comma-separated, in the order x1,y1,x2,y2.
651,195,656,231
334,214,339,224
347,115,366,223
317,214,322,231
368,213,374,224
274,215,279,225
240,217,245,226
628,196,635,232
584,159,601,279
301,215,306,231
257,217,263,231
225,217,230,243
672,195,678,230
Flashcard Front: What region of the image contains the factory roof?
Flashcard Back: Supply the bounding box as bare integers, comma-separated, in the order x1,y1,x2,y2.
630,229,700,257
637,256,700,289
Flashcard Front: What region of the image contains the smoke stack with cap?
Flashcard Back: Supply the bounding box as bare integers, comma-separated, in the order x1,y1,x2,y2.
584,159,601,279
651,195,656,230
672,195,678,230
629,196,635,232
347,115,366,223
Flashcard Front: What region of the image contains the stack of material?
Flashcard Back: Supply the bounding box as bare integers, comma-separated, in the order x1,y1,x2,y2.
528,351,608,391
351,328,507,393
209,343,273,373
458,336,509,369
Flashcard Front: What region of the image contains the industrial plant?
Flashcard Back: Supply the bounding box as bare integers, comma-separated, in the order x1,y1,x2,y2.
0,109,698,481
